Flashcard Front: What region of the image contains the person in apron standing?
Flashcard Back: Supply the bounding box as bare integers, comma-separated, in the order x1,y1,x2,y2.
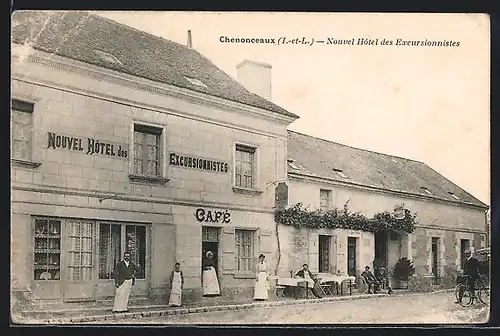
254,254,269,301
169,262,184,307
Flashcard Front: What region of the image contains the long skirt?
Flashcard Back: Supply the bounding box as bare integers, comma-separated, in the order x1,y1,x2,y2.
203,266,220,296
254,272,268,300
113,279,132,312
169,274,182,307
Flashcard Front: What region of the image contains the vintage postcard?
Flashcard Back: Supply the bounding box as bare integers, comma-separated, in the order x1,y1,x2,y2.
10,11,490,325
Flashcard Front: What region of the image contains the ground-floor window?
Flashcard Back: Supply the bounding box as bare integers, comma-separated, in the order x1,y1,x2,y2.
33,217,148,282
67,219,93,281
235,229,254,272
34,218,61,281
347,236,357,277
318,235,331,273
431,237,440,284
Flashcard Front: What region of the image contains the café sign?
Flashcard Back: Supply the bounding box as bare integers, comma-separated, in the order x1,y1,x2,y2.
195,208,231,223
47,132,128,159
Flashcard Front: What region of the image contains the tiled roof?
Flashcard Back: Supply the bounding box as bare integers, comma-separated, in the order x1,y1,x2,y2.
11,11,298,118
287,130,487,208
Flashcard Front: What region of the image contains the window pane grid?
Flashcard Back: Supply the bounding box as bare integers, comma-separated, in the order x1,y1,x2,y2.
235,230,254,272
68,221,93,281
34,219,61,281
134,127,161,177
11,110,33,161
235,146,255,189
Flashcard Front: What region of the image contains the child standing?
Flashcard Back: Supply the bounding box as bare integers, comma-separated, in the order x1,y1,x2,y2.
169,262,184,307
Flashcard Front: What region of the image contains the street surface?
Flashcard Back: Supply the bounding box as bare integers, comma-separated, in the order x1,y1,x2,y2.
89,291,490,325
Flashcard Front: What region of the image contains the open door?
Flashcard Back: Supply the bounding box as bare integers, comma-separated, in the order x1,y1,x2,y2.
64,219,95,302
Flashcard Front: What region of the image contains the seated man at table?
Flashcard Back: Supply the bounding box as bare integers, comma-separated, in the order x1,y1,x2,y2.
295,264,315,279
295,264,322,298
375,265,393,294
361,266,380,294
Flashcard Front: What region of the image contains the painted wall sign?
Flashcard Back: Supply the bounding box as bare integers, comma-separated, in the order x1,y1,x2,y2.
169,152,229,173
47,132,128,159
275,182,289,210
195,208,231,223
393,203,406,219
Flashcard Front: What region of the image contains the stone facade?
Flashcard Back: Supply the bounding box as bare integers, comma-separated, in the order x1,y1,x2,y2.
11,46,295,306
281,174,487,287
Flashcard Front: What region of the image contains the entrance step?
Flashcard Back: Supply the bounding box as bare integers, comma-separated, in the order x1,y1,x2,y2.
21,296,152,316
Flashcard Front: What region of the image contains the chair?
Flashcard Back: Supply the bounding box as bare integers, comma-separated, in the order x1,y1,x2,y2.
275,285,287,299
269,276,287,300
320,281,334,296
360,276,370,294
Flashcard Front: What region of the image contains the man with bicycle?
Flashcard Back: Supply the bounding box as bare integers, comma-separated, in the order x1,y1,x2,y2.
455,250,480,304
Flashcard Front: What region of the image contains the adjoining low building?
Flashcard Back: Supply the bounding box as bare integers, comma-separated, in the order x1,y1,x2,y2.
278,130,488,287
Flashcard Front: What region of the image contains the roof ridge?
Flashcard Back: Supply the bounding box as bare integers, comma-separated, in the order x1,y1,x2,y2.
92,12,194,52
93,13,296,116
287,129,425,165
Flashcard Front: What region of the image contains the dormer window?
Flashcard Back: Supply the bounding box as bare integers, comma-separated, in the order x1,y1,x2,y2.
421,187,433,196
94,50,123,66
449,192,460,200
184,76,207,88
287,158,300,170
333,168,348,179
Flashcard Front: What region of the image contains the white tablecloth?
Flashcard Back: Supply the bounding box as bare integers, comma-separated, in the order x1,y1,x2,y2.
316,274,356,285
277,277,315,287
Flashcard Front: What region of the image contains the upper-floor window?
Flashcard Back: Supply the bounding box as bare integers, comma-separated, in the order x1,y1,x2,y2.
320,189,332,211
11,99,34,161
235,144,256,189
133,124,162,177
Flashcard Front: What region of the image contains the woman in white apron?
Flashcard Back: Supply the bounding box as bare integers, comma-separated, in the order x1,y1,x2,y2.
168,262,184,307
254,254,269,301
202,251,220,297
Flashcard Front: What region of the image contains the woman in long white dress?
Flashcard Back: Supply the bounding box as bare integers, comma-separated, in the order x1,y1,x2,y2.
168,262,184,307
254,254,269,301
202,251,220,297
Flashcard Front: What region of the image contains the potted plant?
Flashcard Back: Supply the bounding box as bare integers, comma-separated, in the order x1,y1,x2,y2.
393,257,415,289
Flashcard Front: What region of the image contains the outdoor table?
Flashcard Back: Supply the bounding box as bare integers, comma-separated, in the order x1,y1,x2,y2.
277,277,315,299
316,274,356,295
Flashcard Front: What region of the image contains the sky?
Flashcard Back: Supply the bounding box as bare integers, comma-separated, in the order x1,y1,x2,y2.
96,12,490,205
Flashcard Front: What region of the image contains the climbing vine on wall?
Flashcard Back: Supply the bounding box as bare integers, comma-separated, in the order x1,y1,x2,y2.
274,202,417,234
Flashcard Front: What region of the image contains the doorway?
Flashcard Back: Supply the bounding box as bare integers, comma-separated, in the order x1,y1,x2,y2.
431,237,440,284
460,239,470,270
201,227,220,278
347,237,357,277
374,231,388,265
318,235,331,273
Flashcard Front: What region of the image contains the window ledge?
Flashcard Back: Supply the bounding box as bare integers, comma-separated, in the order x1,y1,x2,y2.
232,187,264,196
11,159,42,169
128,174,170,185
233,273,256,279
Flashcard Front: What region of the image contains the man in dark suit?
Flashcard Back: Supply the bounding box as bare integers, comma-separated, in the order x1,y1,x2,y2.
375,265,393,294
361,266,380,294
456,250,480,303
295,264,314,279
113,252,137,313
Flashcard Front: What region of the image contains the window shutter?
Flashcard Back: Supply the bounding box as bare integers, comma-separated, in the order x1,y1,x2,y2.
308,232,319,272
330,235,338,273
259,229,273,254
221,227,235,273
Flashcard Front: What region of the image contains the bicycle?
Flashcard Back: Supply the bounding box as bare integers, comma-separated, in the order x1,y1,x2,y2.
454,275,489,307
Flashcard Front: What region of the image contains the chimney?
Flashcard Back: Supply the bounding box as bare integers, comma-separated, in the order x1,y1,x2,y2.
187,30,192,48
236,60,272,101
